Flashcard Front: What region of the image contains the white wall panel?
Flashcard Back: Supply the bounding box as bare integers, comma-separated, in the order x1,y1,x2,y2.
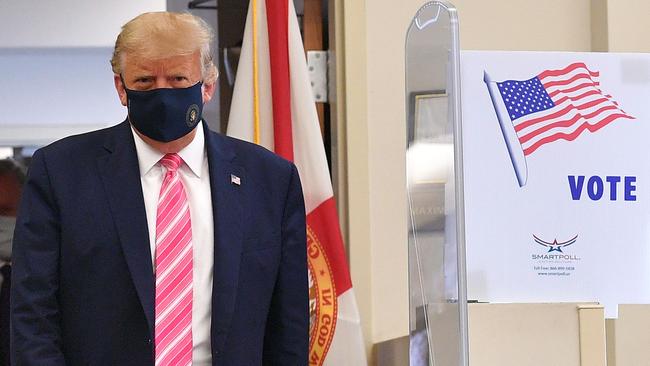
0,48,125,146
0,0,165,48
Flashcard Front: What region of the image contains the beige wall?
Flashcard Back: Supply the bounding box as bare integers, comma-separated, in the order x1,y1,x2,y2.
606,305,650,365
600,0,650,52
454,0,592,51
332,0,650,362
469,303,606,366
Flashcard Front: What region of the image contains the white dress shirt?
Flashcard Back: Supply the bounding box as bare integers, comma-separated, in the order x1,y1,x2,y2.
131,122,214,365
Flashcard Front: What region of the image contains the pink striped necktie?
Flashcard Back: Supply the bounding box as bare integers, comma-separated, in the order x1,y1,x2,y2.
155,153,193,366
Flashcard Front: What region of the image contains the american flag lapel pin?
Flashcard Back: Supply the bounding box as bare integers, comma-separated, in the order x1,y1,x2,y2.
230,174,241,186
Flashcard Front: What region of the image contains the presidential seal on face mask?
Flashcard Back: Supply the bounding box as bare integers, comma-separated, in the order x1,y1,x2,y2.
186,104,200,128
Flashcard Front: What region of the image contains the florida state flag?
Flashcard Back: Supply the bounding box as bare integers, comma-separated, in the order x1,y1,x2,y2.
227,1,367,364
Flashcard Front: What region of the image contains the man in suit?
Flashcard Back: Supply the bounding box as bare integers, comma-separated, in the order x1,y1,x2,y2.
0,158,26,365
11,12,308,365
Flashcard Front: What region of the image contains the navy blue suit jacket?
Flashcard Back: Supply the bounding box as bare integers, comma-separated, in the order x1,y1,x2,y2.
11,121,308,365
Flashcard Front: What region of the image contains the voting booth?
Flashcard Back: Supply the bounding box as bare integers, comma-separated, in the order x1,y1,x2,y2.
401,1,650,365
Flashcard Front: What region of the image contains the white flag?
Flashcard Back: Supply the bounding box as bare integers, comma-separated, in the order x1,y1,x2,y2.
227,1,368,364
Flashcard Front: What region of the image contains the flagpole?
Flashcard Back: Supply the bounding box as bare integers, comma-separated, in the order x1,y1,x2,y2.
252,0,261,144
483,71,528,187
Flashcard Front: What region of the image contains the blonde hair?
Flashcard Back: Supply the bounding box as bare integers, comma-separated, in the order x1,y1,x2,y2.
110,12,217,84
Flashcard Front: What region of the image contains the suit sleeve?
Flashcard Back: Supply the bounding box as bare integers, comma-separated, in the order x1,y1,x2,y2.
263,163,309,365
11,149,66,365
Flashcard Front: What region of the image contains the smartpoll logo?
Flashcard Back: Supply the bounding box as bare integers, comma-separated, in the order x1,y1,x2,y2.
531,234,581,277
485,62,635,187
533,234,577,253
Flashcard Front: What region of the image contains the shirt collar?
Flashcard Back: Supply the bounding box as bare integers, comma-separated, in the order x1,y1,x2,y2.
130,121,206,178
178,121,205,178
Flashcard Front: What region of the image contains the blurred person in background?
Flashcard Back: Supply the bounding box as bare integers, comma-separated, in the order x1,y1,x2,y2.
0,158,26,365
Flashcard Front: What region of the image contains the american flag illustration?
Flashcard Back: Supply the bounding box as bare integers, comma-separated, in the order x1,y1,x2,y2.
484,62,635,186
491,62,634,155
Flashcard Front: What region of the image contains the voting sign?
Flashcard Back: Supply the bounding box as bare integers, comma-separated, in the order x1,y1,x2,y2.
462,51,650,317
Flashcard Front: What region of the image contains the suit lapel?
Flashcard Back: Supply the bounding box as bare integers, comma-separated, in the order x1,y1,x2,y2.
97,121,155,337
205,124,244,353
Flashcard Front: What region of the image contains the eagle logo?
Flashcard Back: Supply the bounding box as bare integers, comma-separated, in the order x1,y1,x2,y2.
185,104,200,127
533,234,578,253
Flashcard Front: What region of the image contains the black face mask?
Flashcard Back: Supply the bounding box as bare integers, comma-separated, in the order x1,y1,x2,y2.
124,80,204,142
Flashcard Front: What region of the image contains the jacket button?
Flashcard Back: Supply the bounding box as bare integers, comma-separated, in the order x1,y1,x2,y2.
147,338,152,344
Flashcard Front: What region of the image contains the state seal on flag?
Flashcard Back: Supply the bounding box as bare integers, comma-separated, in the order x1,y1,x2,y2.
307,224,338,366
